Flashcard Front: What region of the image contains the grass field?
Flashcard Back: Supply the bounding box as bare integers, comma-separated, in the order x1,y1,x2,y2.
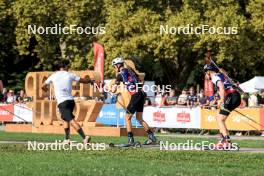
0,132,264,176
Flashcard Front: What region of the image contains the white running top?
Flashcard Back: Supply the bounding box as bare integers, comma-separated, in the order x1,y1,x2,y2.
45,71,80,105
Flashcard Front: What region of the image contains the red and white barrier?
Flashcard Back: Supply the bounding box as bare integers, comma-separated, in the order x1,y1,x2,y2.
143,106,201,128
0,103,32,122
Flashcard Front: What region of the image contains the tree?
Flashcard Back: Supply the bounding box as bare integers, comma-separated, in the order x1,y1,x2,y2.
12,0,104,70
1,0,263,90
0,0,37,90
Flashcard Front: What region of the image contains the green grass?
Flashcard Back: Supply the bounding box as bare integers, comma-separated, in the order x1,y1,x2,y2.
0,132,264,176
1,131,264,148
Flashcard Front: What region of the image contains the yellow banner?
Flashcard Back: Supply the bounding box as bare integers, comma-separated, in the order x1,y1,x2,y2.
201,108,261,131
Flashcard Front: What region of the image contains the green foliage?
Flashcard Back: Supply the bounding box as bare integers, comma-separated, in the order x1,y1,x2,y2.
0,0,263,89
12,0,104,70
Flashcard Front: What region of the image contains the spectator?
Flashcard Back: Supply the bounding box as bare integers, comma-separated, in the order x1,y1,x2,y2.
178,88,188,106
197,89,209,108
259,91,264,136
1,88,8,102
165,89,177,106
210,93,221,109
6,90,17,104
144,97,152,106
154,87,166,107
0,80,3,101
16,96,24,103
258,90,264,106
187,87,198,107
0,80,3,92
240,93,249,108
248,92,258,107
16,89,26,102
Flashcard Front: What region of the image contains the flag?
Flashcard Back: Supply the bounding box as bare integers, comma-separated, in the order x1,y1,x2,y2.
93,42,104,82
204,75,214,97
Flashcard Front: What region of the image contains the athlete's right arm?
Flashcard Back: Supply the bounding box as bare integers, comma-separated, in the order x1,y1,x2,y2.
41,76,52,92
70,73,94,84
79,77,94,84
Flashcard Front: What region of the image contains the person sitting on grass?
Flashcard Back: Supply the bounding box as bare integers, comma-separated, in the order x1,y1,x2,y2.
41,60,94,144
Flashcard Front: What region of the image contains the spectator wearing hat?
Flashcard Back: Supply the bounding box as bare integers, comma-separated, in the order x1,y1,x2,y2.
6,90,17,104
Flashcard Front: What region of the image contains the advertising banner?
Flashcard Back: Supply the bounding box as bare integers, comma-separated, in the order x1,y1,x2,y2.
0,104,14,122
96,104,140,127
201,108,261,131
13,104,33,122
143,106,201,128
0,104,33,122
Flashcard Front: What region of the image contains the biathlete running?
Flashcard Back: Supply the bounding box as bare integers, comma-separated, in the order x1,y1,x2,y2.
41,60,94,144
204,63,241,150
111,57,157,146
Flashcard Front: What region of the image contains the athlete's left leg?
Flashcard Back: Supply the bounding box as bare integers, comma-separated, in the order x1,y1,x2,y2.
63,121,71,144
136,112,157,144
70,119,90,144
214,92,241,149
125,113,135,145
216,113,229,137
135,112,149,130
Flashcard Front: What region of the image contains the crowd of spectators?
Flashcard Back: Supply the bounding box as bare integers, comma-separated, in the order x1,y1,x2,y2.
0,81,31,104
146,86,264,109
0,89,31,104
1,77,264,109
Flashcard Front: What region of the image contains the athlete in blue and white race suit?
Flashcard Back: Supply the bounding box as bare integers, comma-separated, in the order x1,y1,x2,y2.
111,57,157,146
204,64,241,150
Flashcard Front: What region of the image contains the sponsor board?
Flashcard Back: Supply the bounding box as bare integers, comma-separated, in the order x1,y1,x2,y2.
200,108,261,131
143,106,201,128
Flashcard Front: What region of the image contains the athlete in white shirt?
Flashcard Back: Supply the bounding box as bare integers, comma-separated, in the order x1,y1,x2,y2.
42,60,94,144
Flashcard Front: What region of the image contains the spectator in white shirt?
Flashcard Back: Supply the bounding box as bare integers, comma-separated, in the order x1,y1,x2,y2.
6,90,17,104
178,89,188,106
248,92,258,107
